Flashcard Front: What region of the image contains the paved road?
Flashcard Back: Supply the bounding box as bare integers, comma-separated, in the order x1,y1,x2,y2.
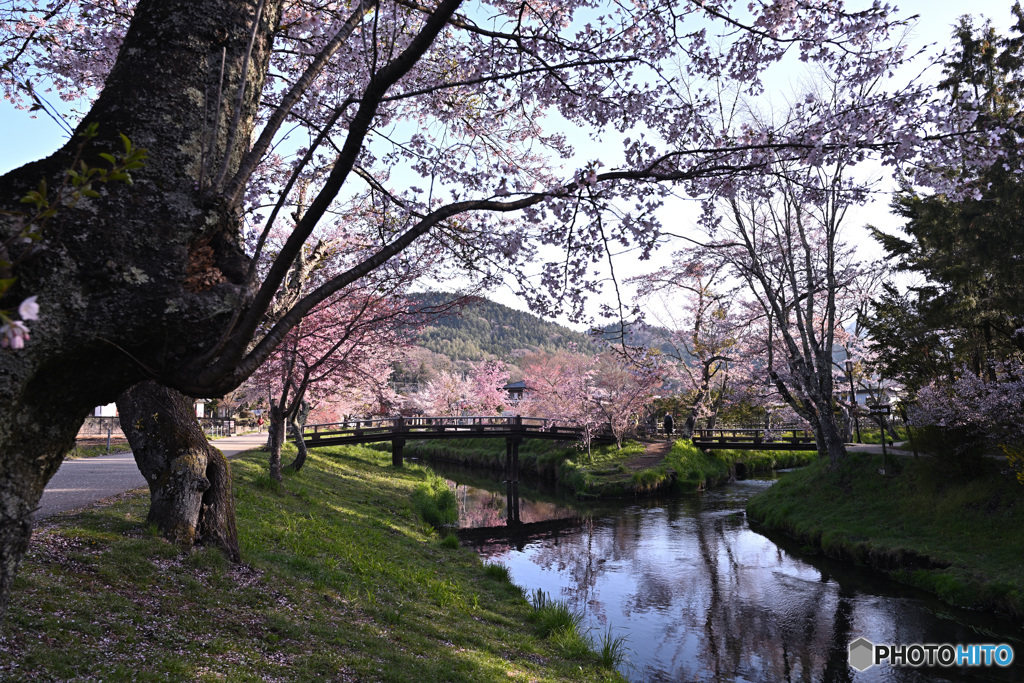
35,432,268,521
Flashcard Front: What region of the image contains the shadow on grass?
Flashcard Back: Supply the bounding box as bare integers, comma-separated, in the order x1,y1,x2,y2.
3,445,623,682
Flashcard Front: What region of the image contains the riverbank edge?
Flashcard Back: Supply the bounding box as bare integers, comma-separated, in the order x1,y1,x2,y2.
399,438,817,499
746,452,1024,620
0,445,625,681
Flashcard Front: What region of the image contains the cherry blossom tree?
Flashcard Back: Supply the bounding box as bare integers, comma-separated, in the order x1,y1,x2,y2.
593,353,662,448
465,360,511,415
409,359,509,415
408,370,466,416
0,0,1009,619
632,257,749,437
518,350,602,459
683,61,899,465
698,163,865,466
247,285,415,480
908,360,1024,483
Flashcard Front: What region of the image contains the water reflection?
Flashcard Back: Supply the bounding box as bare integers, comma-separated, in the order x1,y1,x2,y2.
432,462,1024,682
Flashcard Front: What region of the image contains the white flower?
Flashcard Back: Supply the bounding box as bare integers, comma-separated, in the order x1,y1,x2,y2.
18,295,39,321
1,321,30,349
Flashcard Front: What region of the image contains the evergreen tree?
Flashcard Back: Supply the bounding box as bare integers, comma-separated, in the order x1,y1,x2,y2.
868,6,1024,386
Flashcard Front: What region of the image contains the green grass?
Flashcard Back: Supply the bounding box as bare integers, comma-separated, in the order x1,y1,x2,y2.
855,425,909,444
411,470,459,529
406,437,816,498
404,437,651,497
595,626,630,669
66,443,132,459
0,445,624,682
400,436,578,478
528,589,585,639
664,439,817,493
483,562,513,582
747,452,1024,619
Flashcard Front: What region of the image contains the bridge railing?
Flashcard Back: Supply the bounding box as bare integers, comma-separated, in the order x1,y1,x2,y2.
302,416,584,441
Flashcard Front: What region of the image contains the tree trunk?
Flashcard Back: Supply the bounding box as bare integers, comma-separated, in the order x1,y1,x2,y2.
0,0,280,620
706,389,725,431
681,385,707,439
267,400,286,482
117,381,240,561
807,398,849,468
838,403,853,443
771,370,848,468
285,400,311,472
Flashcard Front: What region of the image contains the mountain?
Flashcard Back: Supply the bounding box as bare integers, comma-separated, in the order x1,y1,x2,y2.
410,292,597,362
596,322,682,357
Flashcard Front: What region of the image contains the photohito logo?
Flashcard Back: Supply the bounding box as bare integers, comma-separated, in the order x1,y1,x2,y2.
848,637,1014,671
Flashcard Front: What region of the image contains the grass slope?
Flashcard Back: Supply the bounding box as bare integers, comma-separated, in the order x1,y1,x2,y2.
747,453,1024,619
0,445,623,682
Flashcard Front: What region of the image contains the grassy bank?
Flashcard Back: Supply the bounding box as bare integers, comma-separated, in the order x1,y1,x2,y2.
395,437,577,480
658,440,817,492
403,437,667,497
404,437,816,498
747,452,1024,619
0,445,624,682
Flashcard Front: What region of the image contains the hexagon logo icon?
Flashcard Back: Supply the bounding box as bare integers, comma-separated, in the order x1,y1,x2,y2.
849,637,875,672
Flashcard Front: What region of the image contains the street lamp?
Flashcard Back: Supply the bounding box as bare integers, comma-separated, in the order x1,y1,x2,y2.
845,359,861,443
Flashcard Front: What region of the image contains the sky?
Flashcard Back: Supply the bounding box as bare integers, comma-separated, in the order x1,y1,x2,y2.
0,0,1017,325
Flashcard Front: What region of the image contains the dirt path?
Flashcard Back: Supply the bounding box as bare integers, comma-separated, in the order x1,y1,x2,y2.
624,440,673,471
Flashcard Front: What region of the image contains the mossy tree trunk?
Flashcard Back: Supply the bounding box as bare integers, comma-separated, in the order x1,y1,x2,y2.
0,0,279,619
117,381,240,561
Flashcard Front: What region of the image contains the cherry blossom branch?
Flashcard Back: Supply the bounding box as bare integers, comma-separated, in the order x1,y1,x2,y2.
212,0,466,379
212,0,267,193
191,190,553,392
224,0,379,206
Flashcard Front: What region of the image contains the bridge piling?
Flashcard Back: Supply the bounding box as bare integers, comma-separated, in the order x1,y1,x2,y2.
505,437,521,482
506,480,521,524
392,417,405,467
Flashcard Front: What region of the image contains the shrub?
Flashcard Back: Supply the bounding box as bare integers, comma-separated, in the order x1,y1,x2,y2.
411,472,458,529
528,589,584,638
596,626,630,669
482,562,512,582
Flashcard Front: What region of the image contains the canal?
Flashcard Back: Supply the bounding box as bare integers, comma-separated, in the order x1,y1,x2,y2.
429,461,1023,682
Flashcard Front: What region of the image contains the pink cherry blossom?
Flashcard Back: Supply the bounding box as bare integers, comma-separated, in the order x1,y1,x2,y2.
17,296,39,321
0,321,30,349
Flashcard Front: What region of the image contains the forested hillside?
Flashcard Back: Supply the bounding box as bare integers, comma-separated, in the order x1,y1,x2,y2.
411,292,596,361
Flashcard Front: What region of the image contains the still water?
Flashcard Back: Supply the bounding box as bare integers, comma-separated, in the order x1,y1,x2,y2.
432,462,1024,682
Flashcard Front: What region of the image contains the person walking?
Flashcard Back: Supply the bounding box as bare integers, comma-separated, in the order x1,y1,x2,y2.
663,413,674,438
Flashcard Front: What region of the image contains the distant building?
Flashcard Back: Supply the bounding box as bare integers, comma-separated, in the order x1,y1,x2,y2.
503,380,527,402
91,400,209,418
94,403,117,417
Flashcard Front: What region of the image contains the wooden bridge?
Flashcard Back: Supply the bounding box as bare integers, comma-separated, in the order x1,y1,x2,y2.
302,416,584,480
692,427,817,451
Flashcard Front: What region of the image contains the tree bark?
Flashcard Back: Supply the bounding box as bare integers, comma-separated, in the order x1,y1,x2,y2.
267,400,286,482
285,400,311,472
771,369,848,467
813,410,850,467
117,381,240,561
682,380,710,438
